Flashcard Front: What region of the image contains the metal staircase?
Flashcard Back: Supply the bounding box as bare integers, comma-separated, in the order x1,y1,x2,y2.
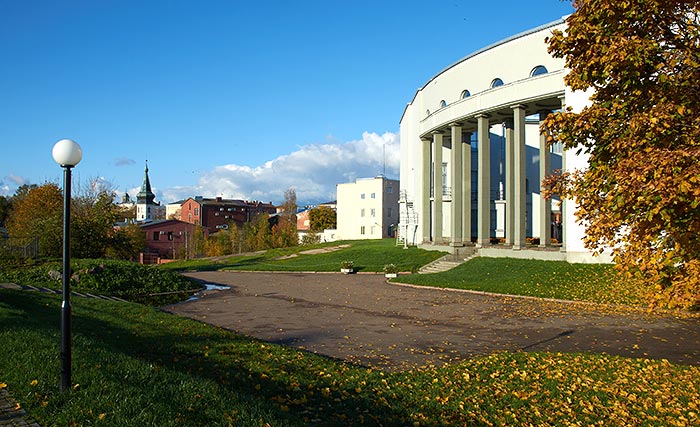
396,190,418,248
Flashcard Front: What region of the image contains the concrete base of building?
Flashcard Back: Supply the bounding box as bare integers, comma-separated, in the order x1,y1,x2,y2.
418,242,614,264
479,246,567,261
418,243,476,258
565,250,614,264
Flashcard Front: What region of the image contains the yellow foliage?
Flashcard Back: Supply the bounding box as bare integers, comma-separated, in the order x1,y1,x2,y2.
543,0,700,310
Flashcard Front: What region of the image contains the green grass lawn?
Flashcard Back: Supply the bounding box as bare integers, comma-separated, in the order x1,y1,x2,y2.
1,290,699,426
394,257,645,306
2,240,696,425
160,239,445,274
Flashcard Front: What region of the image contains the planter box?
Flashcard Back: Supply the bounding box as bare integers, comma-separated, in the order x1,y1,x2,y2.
341,268,353,274
384,273,398,278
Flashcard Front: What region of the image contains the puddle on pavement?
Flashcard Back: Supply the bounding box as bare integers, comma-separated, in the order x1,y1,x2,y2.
187,283,230,301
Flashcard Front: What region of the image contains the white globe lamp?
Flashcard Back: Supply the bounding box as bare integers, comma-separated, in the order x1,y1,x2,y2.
52,139,83,167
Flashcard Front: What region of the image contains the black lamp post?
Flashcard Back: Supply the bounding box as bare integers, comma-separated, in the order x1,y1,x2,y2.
52,138,82,392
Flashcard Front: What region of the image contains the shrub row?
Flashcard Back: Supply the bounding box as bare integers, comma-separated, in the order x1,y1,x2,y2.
0,258,200,305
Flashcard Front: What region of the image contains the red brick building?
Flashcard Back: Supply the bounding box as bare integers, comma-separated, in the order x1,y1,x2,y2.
296,209,311,232
180,196,276,232
140,219,207,261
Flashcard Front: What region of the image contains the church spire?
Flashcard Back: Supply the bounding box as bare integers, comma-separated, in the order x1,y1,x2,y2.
136,161,155,204
136,160,156,221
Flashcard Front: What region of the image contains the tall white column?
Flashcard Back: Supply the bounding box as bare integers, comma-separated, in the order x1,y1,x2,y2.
539,110,552,247
477,115,490,247
462,132,472,244
558,95,567,252
421,137,432,243
432,131,444,244
512,105,526,250
504,118,514,246
450,124,463,246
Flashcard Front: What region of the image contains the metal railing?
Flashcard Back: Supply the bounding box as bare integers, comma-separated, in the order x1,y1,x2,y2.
0,236,38,258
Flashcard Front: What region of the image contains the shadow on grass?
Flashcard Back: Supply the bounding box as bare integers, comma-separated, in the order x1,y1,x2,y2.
161,255,270,272
1,290,473,426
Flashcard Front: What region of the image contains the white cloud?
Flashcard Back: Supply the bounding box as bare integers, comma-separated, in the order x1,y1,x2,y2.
6,174,27,186
0,182,10,197
160,131,399,206
114,157,136,167
0,174,29,197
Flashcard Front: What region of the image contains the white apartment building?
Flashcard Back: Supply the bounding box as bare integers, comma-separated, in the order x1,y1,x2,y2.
336,176,400,240
165,200,185,220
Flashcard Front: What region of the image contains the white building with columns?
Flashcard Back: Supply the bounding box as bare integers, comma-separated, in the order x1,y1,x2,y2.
399,17,608,263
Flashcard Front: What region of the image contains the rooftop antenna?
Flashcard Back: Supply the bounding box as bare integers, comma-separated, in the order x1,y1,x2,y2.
382,143,386,177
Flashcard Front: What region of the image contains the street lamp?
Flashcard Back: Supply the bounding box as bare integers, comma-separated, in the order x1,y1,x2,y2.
52,138,82,392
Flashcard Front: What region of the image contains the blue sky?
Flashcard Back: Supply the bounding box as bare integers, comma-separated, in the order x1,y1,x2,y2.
0,0,574,206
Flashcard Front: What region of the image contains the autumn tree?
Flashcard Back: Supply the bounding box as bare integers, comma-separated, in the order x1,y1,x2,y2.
71,179,122,258
0,195,10,227
11,184,39,204
6,180,143,260
543,0,700,309
204,226,237,257
228,223,243,254
309,205,337,232
271,188,298,248
6,183,63,257
300,232,322,245
116,203,136,222
244,213,272,251
106,223,146,260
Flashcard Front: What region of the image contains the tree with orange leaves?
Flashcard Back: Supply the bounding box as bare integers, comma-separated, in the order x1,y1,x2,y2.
543,0,700,309
6,183,63,257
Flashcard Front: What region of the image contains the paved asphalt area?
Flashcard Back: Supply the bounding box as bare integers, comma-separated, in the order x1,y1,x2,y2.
163,271,700,370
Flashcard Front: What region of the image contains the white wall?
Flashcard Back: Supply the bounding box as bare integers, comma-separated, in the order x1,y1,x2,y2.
337,177,399,240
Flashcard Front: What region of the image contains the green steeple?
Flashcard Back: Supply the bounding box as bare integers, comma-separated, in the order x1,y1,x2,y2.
136,161,155,205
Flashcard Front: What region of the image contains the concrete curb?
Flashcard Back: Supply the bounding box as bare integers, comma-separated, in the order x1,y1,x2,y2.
0,388,40,427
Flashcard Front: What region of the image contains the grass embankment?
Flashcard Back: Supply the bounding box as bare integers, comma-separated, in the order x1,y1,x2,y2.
0,258,200,305
2,290,699,426
395,257,645,306
160,239,444,274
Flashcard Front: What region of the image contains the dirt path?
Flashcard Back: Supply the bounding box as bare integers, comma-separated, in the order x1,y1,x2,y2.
163,271,700,370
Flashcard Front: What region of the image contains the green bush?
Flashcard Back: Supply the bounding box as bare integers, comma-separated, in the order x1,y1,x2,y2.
0,258,200,305
383,263,398,274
